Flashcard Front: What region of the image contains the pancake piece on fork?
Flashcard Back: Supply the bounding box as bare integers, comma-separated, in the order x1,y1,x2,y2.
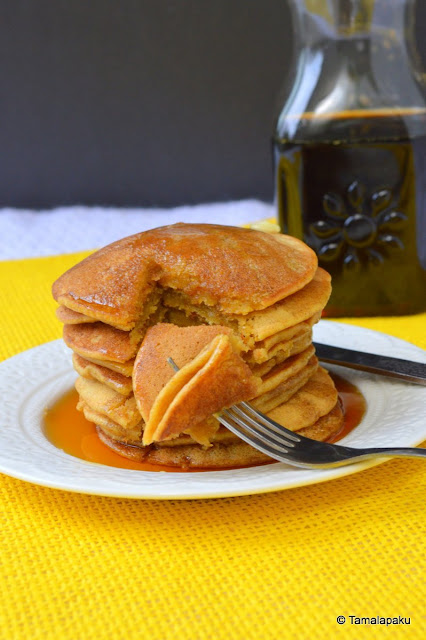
52,223,343,469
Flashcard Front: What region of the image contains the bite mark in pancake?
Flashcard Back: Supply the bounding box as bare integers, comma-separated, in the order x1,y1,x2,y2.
52,224,317,328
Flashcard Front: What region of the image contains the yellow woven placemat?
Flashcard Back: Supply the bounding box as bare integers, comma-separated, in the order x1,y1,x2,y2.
0,252,425,640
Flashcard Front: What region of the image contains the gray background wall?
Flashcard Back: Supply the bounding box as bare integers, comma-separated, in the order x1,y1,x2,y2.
1,0,425,209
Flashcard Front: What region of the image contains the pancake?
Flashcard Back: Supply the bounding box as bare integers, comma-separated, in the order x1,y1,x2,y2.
232,268,331,343
96,427,271,468
133,324,260,445
249,331,314,377
72,354,133,395
53,224,318,329
77,366,344,468
84,402,234,448
93,400,344,469
56,306,97,324
53,223,343,470
76,363,340,441
84,356,135,377
160,268,330,347
247,313,319,362
79,401,143,444
253,356,319,413
64,323,138,363
267,367,339,432
142,333,259,445
298,402,343,441
133,323,235,419
245,329,312,366
256,345,315,396
75,377,141,429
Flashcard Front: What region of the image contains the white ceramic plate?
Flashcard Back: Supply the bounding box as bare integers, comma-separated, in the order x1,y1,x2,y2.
0,321,425,500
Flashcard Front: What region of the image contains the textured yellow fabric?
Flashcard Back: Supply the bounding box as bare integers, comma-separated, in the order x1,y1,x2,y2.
0,251,425,640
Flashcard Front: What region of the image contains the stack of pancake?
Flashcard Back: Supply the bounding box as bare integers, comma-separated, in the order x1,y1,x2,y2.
52,223,343,468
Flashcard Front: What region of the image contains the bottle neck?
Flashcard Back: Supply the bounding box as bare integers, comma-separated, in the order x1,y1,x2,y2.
290,0,413,43
275,0,426,140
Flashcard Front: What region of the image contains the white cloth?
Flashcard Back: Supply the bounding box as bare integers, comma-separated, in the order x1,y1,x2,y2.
0,200,274,260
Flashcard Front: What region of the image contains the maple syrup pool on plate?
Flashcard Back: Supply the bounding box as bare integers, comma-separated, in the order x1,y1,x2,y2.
43,374,365,472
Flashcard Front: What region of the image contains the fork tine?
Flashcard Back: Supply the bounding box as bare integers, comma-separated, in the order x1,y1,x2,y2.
239,402,301,442
226,406,297,448
218,413,292,462
167,355,344,468
222,409,290,452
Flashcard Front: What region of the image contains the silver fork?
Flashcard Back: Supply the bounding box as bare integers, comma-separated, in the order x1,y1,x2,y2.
218,402,426,469
166,357,426,469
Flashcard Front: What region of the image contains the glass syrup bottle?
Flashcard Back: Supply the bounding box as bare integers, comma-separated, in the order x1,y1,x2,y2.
273,0,426,316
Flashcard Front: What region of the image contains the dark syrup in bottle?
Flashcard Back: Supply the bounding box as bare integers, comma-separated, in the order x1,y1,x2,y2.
274,108,426,316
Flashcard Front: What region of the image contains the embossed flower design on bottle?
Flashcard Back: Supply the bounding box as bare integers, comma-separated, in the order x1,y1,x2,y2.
310,181,408,269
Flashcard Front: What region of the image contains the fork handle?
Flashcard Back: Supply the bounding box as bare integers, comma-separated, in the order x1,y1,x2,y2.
327,445,426,467
289,446,426,469
349,447,426,459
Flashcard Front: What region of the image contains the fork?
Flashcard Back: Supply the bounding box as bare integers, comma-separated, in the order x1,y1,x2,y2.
166,357,426,469
218,402,426,469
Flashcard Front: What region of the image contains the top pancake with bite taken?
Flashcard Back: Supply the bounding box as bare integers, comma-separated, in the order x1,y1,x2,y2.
52,223,318,330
